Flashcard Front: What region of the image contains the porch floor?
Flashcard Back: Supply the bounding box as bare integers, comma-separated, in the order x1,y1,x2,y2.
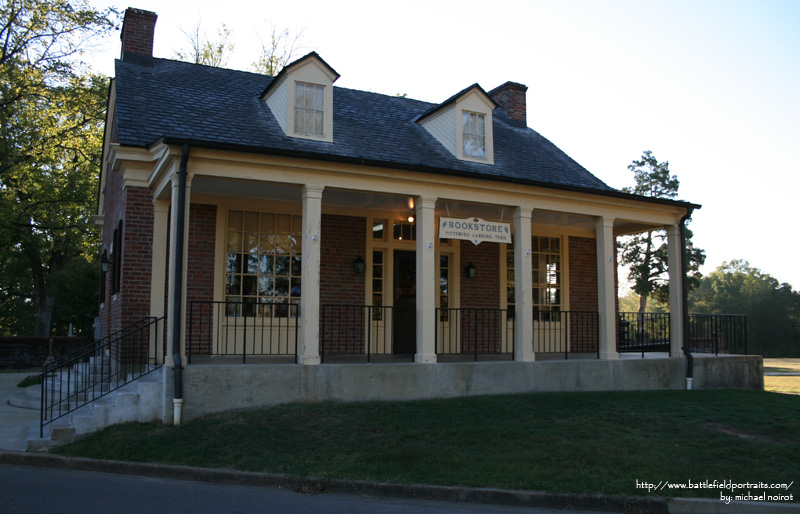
186,351,694,365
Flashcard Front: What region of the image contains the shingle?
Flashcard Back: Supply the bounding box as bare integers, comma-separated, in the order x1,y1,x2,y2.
114,58,614,192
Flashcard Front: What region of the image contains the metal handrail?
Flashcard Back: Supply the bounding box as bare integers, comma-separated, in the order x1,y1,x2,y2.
436,307,514,361
39,316,164,437
688,313,747,355
188,300,299,363
618,312,671,357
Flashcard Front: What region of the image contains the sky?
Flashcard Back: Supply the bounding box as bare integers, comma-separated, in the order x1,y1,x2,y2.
85,0,800,290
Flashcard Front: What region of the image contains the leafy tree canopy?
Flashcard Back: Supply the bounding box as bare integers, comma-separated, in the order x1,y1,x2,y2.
618,151,705,312
690,260,800,357
0,0,116,336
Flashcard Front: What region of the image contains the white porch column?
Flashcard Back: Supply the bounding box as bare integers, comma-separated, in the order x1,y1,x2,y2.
300,184,324,365
166,172,192,367
595,216,619,360
513,207,535,362
415,196,437,363
667,224,684,357
151,199,169,364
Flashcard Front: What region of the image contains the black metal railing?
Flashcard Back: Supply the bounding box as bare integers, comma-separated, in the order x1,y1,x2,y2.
320,305,410,363
40,316,164,437
436,308,514,361
188,300,299,364
689,314,747,355
533,310,599,359
618,312,671,356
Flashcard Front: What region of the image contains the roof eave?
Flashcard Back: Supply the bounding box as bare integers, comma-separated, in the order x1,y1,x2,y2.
153,136,700,212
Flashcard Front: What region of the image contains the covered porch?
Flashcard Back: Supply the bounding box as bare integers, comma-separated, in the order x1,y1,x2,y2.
139,145,717,368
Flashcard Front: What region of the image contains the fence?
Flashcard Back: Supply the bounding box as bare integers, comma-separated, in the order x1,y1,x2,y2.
618,312,670,356
188,300,299,363
532,310,599,359
40,316,164,437
436,308,514,361
688,314,747,355
320,305,409,363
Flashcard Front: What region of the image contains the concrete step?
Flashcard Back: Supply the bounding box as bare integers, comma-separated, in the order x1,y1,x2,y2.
7,385,41,410
25,367,164,451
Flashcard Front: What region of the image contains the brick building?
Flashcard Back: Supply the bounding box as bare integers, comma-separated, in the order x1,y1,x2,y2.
96,8,714,419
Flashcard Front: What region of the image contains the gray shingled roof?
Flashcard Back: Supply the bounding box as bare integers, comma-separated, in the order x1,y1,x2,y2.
113,57,614,192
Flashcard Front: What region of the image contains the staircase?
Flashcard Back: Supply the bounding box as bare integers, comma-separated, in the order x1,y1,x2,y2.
25,317,166,451
24,358,164,451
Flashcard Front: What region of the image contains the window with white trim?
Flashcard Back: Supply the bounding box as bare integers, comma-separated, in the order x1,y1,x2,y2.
226,210,302,317
294,82,325,137
505,236,562,321
462,111,486,159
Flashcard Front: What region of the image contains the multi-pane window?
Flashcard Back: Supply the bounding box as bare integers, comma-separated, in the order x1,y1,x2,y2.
505,236,562,321
506,244,515,319
226,211,302,317
532,236,561,320
372,250,384,320
294,82,324,137
439,255,450,321
462,111,486,159
392,221,416,241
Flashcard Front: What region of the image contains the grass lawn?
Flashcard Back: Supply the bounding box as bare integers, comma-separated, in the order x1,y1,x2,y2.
764,358,800,395
54,389,799,500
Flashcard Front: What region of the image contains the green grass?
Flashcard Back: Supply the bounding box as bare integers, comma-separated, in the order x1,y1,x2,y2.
54,390,800,500
16,375,42,388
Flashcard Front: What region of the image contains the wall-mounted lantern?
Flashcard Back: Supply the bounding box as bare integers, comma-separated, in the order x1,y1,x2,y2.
465,262,477,279
353,255,366,274
101,251,111,273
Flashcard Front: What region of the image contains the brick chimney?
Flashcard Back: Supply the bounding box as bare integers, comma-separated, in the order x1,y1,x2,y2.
489,82,528,126
120,8,157,65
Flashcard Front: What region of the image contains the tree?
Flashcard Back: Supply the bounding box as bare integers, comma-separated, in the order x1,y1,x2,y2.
618,151,705,312
251,24,305,76
174,20,235,67
0,0,115,336
690,261,800,357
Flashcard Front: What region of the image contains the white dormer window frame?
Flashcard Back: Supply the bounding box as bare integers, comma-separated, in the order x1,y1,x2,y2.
462,111,486,160
455,92,494,164
262,52,339,143
294,82,325,138
417,85,495,165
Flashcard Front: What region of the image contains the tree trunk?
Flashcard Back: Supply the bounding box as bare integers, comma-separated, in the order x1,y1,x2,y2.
31,265,55,336
637,231,654,314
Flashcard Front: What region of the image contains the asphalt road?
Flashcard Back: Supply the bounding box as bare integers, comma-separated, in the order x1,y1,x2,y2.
0,463,617,514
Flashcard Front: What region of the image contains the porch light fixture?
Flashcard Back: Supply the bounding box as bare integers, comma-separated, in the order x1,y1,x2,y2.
465,262,477,279
407,215,415,223
100,251,111,273
353,255,366,274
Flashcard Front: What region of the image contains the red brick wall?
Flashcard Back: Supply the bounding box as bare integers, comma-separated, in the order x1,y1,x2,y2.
459,242,502,353
98,173,154,339
185,204,217,356
568,236,598,312
568,236,599,353
320,214,366,354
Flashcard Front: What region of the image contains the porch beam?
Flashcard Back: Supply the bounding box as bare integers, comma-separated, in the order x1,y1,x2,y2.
513,207,535,361
300,184,324,365
415,196,437,363
667,224,684,357
595,216,619,360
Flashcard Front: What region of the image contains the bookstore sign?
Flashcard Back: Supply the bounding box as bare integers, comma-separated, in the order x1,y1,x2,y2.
439,217,512,245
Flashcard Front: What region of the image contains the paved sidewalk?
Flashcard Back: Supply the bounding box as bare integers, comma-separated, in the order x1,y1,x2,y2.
0,372,41,451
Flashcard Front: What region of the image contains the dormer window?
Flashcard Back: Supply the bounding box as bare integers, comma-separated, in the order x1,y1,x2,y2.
261,52,340,143
294,82,325,137
462,111,486,159
417,84,496,165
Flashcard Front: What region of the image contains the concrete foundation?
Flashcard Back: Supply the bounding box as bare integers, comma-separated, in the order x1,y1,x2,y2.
175,354,763,421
